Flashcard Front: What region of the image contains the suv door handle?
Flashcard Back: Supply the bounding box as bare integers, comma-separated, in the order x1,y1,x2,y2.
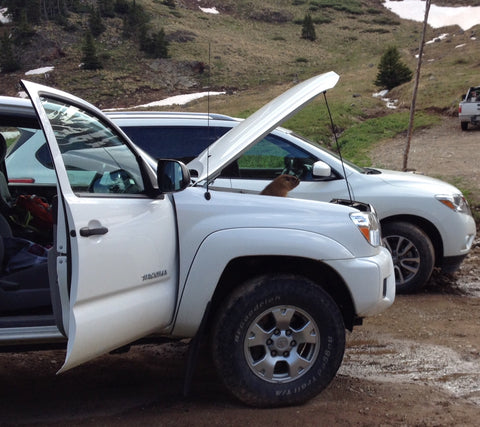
79,226,109,237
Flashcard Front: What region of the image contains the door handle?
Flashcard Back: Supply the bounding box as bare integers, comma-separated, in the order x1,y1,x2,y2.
79,226,108,237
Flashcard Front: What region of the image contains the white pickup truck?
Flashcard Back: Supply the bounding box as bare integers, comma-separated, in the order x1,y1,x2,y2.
0,73,394,407
459,86,480,130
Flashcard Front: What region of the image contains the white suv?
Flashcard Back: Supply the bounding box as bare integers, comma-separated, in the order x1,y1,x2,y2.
3,88,476,294
106,112,476,294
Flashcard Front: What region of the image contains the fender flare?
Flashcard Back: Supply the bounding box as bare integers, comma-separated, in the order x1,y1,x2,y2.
172,227,354,336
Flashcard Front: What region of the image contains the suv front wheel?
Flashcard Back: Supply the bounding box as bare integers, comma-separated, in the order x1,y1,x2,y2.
382,221,435,294
211,274,345,407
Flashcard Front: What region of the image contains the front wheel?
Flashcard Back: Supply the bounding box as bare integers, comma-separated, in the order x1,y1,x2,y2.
211,274,345,407
382,222,435,294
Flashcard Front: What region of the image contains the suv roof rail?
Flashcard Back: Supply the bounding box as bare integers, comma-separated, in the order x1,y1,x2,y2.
104,111,237,121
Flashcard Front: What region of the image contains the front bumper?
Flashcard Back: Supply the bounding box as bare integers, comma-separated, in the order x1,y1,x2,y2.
327,246,395,318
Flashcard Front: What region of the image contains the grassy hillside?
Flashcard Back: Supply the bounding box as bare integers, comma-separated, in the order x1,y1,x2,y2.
1,1,479,168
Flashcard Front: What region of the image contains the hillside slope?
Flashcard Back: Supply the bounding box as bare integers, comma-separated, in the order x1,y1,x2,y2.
0,0,478,113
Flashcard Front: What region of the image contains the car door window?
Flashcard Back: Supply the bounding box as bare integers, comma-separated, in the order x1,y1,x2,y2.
233,134,318,180
42,98,145,195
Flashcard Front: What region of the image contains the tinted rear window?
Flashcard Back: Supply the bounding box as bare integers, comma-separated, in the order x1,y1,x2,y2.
121,126,230,163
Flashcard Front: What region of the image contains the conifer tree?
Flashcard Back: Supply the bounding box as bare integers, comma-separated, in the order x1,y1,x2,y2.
81,31,102,70
301,14,316,41
374,46,413,90
0,33,21,73
99,0,115,18
89,7,106,37
141,28,169,58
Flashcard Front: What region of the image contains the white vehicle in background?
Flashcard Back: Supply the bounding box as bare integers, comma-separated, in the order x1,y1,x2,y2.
0,72,395,407
459,85,480,130
109,116,476,295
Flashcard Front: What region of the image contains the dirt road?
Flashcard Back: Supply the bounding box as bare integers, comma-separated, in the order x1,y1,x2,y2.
370,116,480,203
1,116,479,426
1,288,479,426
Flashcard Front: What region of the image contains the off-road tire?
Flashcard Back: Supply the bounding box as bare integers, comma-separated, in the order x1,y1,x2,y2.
211,274,345,408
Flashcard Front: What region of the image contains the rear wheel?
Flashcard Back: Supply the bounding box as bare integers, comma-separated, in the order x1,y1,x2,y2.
382,222,435,294
211,274,345,407
461,121,468,131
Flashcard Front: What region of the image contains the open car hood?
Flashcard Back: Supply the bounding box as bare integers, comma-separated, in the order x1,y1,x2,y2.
188,71,339,184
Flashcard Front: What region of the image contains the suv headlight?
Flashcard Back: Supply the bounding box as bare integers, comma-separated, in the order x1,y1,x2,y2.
436,194,472,215
350,212,381,246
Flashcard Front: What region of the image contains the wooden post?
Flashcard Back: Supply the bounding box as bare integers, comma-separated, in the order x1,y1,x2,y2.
403,0,431,171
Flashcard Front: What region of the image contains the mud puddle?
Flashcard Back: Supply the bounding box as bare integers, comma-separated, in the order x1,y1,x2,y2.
341,334,480,406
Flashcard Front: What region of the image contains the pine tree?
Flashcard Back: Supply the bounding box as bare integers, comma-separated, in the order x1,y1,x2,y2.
81,31,102,70
0,34,21,73
374,46,413,90
122,0,149,40
114,0,131,15
89,7,106,37
15,9,36,44
141,28,169,58
301,14,316,41
99,0,115,18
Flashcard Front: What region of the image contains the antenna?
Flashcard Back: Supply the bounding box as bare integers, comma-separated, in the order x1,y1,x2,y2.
204,43,212,201
323,91,353,203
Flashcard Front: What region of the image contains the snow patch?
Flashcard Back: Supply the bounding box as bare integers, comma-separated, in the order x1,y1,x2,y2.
106,91,226,111
373,90,398,110
426,33,449,45
0,8,11,24
135,91,225,108
199,6,219,15
25,66,55,76
383,0,480,31
373,90,389,99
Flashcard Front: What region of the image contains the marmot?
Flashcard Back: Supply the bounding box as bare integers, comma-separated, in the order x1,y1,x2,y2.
260,174,300,197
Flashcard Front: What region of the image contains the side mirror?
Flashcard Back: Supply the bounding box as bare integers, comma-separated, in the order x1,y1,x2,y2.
312,160,331,178
157,159,191,193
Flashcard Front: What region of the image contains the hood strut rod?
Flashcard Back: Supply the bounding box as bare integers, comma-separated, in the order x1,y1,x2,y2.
323,91,353,203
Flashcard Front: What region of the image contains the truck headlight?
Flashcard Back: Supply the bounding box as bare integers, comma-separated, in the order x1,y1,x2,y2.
436,194,472,215
350,212,381,246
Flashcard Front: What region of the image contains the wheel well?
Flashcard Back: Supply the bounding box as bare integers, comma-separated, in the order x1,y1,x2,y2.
381,215,443,267
208,256,357,331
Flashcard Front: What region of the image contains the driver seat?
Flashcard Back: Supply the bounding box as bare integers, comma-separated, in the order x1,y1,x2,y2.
0,135,51,314
0,230,50,314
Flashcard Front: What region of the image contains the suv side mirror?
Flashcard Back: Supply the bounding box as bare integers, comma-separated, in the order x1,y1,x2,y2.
157,159,191,193
312,160,331,178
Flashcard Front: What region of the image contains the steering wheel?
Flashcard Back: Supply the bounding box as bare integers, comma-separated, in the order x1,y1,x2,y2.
89,169,140,194
282,157,310,179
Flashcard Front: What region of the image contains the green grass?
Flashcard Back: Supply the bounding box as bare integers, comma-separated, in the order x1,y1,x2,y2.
8,0,478,115
7,0,477,182
338,112,440,166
